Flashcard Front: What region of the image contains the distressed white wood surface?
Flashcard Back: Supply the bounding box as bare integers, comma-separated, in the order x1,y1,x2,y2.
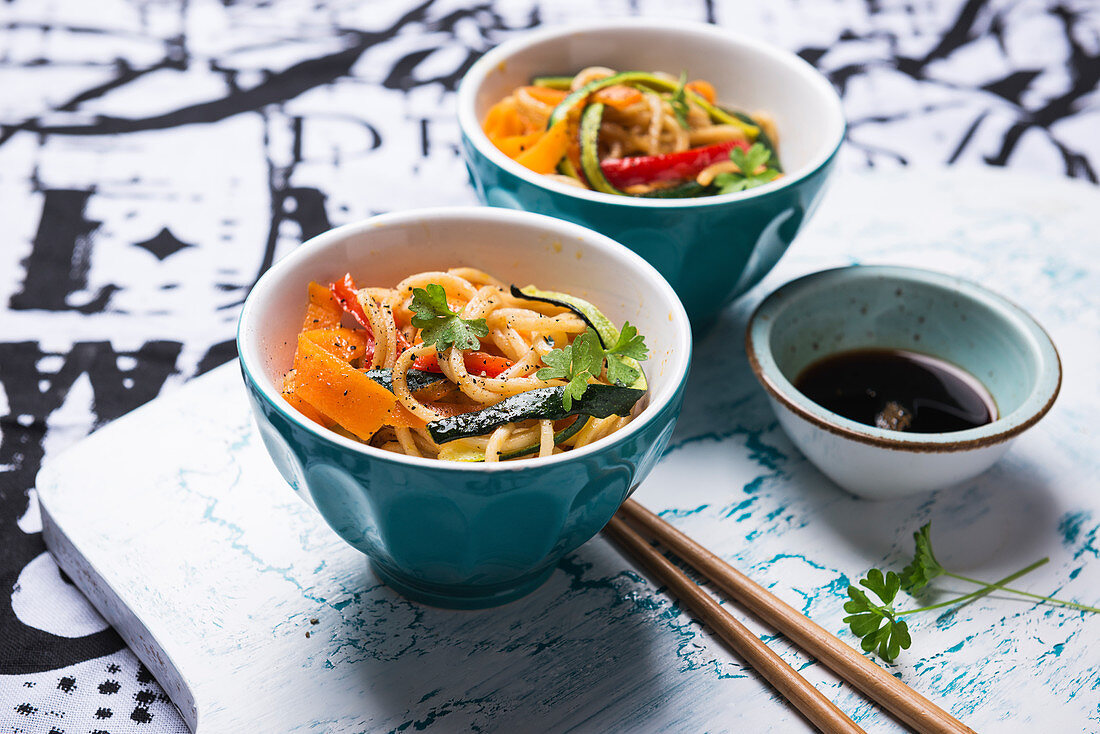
37,170,1100,732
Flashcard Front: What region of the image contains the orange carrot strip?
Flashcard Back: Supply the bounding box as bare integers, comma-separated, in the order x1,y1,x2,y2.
286,348,423,431
281,370,332,427
483,98,525,141
301,281,343,332
299,327,368,363
594,85,644,110
520,85,568,106
686,80,717,104
495,131,545,159
284,391,328,426
292,335,397,441
515,117,571,174
387,403,427,430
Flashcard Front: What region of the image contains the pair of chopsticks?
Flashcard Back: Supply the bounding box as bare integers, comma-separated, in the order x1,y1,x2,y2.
603,499,975,734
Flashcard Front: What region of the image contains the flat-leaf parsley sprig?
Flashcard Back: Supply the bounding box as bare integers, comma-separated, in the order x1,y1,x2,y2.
898,523,1099,611
845,523,1099,663
536,325,649,409
843,569,911,661
535,330,603,410
603,323,649,386
410,283,489,352
714,143,781,194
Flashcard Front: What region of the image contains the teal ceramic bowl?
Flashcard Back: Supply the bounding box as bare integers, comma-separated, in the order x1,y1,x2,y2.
457,20,846,328
746,266,1061,499
237,208,692,608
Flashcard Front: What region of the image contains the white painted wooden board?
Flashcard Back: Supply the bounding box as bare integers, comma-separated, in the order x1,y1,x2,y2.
37,170,1100,732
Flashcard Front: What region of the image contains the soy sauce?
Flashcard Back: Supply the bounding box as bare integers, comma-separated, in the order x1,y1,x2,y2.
793,349,996,433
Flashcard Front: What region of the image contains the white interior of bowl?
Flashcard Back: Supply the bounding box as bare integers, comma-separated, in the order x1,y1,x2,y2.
456,19,846,206
238,208,692,469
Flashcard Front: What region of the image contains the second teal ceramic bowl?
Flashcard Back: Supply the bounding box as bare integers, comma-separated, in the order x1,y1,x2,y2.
457,20,846,328
238,208,692,608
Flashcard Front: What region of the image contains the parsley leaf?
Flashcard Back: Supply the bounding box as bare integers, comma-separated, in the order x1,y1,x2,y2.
410,283,489,352
537,320,651,407
843,569,912,663
536,330,604,410
563,374,590,410
844,521,1099,664
713,142,781,194
605,357,639,388
534,344,572,381
669,71,691,130
899,523,945,593
604,322,649,387
536,325,649,409
607,322,649,360
736,141,772,173
571,329,606,376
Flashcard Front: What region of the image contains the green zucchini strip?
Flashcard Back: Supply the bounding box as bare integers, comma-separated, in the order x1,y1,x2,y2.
688,92,758,137
579,103,626,196
363,367,448,394
509,285,618,347
547,71,666,128
638,181,716,199
547,71,758,139
557,157,585,183
531,75,574,90
509,285,647,391
427,385,644,444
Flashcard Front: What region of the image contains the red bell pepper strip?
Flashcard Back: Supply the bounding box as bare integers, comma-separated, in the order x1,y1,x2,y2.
394,328,412,354
599,139,750,189
330,274,376,364
413,351,514,378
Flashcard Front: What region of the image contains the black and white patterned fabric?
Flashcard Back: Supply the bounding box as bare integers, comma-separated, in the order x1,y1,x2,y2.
1,0,1097,730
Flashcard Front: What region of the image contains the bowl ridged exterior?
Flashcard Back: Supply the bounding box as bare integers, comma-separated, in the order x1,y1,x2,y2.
242,364,686,608
461,137,838,327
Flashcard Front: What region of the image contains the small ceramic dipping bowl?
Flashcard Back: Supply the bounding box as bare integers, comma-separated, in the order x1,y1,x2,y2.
238,208,692,608
746,266,1061,500
456,19,845,328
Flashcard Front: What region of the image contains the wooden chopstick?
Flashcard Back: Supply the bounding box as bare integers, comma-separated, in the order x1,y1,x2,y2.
614,498,975,734
604,515,867,734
